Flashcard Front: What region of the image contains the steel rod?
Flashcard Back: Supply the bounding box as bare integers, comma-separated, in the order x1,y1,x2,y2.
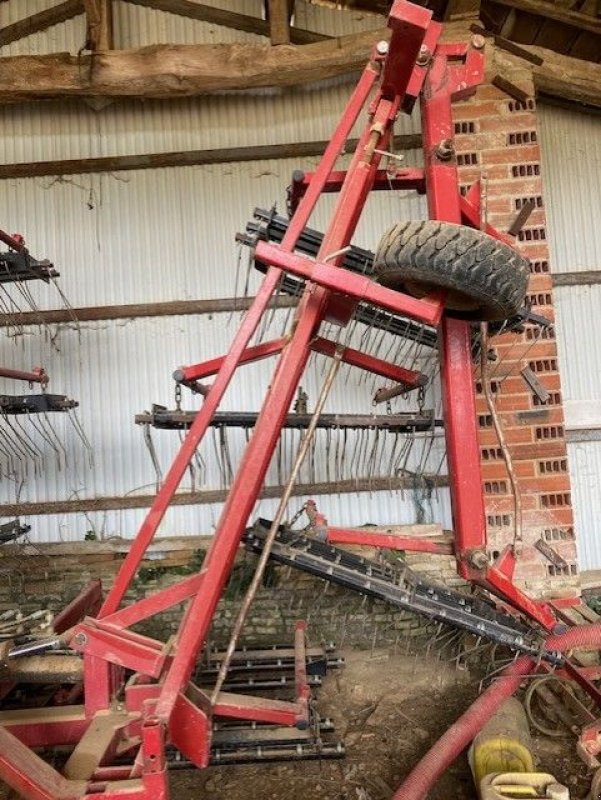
210,351,341,704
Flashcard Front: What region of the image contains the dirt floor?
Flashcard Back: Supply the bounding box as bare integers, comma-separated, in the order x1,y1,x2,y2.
0,648,593,799
172,648,593,800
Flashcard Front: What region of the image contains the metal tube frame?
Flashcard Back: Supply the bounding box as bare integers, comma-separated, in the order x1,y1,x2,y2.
0,2,577,798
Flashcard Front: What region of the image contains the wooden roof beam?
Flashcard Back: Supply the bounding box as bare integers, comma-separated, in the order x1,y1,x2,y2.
83,0,113,51
0,29,378,101
125,0,327,44
488,0,601,35
0,29,598,109
0,0,83,47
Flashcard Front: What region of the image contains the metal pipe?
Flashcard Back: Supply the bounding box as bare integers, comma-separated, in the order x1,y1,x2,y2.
393,623,601,800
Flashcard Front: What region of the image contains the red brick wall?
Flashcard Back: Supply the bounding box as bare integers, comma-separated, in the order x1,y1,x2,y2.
453,70,578,598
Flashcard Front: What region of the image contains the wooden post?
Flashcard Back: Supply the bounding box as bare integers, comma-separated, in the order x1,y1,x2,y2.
84,0,113,51
269,0,291,45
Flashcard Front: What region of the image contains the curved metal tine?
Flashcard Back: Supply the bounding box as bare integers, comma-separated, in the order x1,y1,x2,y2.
67,409,95,467
309,431,316,483
386,431,401,487
0,290,24,338
325,427,331,484
0,283,26,337
348,427,361,482
28,411,59,462
228,244,245,326
183,429,197,492
221,425,235,485
39,411,68,470
0,417,16,476
210,426,226,490
49,276,79,330
333,425,341,482
0,414,28,476
339,426,348,482
11,414,44,475
242,246,254,299
359,427,372,480
192,443,207,486
365,427,379,487
143,422,163,491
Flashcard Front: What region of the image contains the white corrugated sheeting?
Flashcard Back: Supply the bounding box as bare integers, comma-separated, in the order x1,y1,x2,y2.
538,104,601,273
538,103,601,569
0,1,436,542
0,154,425,309
0,308,447,541
566,441,601,571
0,0,413,165
553,285,601,406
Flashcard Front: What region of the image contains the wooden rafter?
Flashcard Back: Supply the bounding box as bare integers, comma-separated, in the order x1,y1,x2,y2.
0,0,83,47
490,0,601,35
83,0,113,51
125,0,327,44
0,29,379,101
269,0,292,45
0,17,597,108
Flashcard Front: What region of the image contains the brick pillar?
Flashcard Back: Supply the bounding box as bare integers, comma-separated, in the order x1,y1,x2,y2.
452,48,578,598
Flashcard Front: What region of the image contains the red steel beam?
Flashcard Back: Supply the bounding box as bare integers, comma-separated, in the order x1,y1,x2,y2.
327,527,454,555
98,58,379,622
421,47,487,574
311,336,426,388
254,240,444,327
154,75,411,724
0,366,47,385
175,337,287,384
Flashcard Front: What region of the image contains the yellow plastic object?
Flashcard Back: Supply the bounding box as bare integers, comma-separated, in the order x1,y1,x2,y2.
472,736,535,784
479,773,570,800
470,698,536,785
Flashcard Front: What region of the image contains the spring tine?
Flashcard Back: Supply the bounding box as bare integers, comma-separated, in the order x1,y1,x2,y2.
40,411,67,469
386,432,400,487
68,409,94,467
339,427,348,482
142,423,162,489
12,415,44,473
325,427,331,484
2,414,31,470
210,426,224,490
365,428,379,486
3,424,26,477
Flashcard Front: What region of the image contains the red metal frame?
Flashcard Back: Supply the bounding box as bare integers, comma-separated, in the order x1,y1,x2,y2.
0,3,586,798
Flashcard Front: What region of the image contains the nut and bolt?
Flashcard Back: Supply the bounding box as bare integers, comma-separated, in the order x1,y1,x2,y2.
376,40,389,56
434,138,455,161
416,45,431,66
471,34,486,50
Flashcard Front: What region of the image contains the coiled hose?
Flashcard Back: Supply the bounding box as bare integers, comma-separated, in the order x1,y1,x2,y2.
393,623,601,800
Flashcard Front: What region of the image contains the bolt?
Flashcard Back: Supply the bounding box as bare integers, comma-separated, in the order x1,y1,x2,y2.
434,139,454,161
416,45,431,66
376,40,389,55
471,34,486,50
469,550,489,570
73,632,87,647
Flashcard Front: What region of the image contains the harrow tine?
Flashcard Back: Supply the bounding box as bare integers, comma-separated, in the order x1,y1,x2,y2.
143,423,163,491
67,408,94,467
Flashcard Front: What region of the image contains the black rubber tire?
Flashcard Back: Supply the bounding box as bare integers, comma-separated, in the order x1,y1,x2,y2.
373,220,530,322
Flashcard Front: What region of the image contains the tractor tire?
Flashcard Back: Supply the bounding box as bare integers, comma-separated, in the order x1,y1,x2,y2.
373,220,530,322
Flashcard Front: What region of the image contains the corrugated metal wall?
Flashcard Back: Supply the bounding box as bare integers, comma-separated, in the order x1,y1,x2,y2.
0,2,449,543
539,103,601,569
